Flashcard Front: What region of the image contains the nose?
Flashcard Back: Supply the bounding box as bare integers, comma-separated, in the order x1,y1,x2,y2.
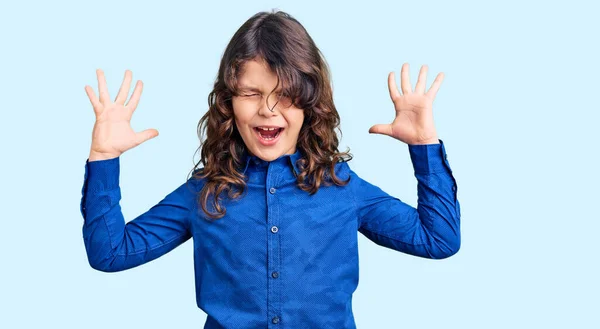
258,95,280,116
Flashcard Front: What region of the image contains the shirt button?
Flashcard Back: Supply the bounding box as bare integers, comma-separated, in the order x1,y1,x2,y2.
269,187,276,194
272,316,280,324
452,185,457,191
271,271,279,278
271,226,278,233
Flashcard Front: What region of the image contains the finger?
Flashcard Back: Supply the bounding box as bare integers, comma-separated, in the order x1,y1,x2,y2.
400,63,412,95
97,69,111,105
387,72,401,102
84,85,102,113
126,80,143,111
368,123,393,136
114,70,133,105
426,72,444,100
414,65,428,94
135,129,159,145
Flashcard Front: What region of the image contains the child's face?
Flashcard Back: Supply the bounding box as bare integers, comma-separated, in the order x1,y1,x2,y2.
232,58,304,162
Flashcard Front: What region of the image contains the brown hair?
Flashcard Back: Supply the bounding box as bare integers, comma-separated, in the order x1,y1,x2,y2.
189,9,352,220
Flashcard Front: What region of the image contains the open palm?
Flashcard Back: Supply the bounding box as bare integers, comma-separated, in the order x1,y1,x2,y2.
369,63,443,145
84,69,158,160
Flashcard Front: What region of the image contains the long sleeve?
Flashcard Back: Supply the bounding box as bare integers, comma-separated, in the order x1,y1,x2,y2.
80,156,196,272
350,138,461,259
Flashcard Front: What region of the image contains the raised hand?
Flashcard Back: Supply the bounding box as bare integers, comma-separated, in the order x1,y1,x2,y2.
84,69,159,161
369,63,443,145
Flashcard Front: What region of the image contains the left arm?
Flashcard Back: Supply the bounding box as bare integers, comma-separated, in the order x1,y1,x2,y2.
360,63,460,259
350,139,460,259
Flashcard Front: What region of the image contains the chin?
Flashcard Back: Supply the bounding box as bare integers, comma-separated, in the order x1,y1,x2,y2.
250,147,284,161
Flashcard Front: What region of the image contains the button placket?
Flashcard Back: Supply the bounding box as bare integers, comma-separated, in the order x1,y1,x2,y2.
80,165,89,216
265,165,282,327
439,141,458,202
441,143,461,215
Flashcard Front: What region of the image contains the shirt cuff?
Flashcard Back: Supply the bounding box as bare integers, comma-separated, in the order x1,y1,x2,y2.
407,139,452,174
84,156,120,192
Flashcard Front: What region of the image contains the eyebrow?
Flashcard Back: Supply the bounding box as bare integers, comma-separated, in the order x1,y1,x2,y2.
238,86,261,92
238,85,283,93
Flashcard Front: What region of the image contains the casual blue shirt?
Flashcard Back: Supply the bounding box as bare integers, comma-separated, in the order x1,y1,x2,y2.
80,138,460,329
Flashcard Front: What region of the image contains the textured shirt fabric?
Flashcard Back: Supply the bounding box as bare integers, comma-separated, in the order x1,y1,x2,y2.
80,138,461,329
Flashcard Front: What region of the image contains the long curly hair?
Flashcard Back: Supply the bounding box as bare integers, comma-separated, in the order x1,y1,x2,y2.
189,9,353,220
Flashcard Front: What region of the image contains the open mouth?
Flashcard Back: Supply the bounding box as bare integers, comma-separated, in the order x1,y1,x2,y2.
254,127,284,143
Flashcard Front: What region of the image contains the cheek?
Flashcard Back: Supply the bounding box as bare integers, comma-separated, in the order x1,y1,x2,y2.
232,111,248,129
292,112,305,130
232,103,254,123
284,113,304,139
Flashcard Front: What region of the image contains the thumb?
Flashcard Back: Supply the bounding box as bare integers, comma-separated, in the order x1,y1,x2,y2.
135,129,159,145
369,124,392,136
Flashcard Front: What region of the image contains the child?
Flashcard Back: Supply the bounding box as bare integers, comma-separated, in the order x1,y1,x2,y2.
80,9,460,329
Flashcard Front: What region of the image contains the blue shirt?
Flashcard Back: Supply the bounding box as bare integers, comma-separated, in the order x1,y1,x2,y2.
80,139,460,329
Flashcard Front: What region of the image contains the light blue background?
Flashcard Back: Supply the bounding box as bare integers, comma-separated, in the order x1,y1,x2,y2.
1,0,598,328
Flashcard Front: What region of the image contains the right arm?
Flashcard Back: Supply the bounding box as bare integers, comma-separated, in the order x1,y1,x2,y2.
80,68,191,272
80,155,197,272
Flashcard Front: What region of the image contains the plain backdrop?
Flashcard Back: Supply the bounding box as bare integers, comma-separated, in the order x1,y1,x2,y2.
1,0,598,328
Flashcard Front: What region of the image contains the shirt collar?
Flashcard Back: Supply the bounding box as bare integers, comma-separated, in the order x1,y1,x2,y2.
241,149,302,178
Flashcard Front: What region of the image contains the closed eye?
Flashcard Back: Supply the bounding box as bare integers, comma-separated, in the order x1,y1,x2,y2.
243,94,259,97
